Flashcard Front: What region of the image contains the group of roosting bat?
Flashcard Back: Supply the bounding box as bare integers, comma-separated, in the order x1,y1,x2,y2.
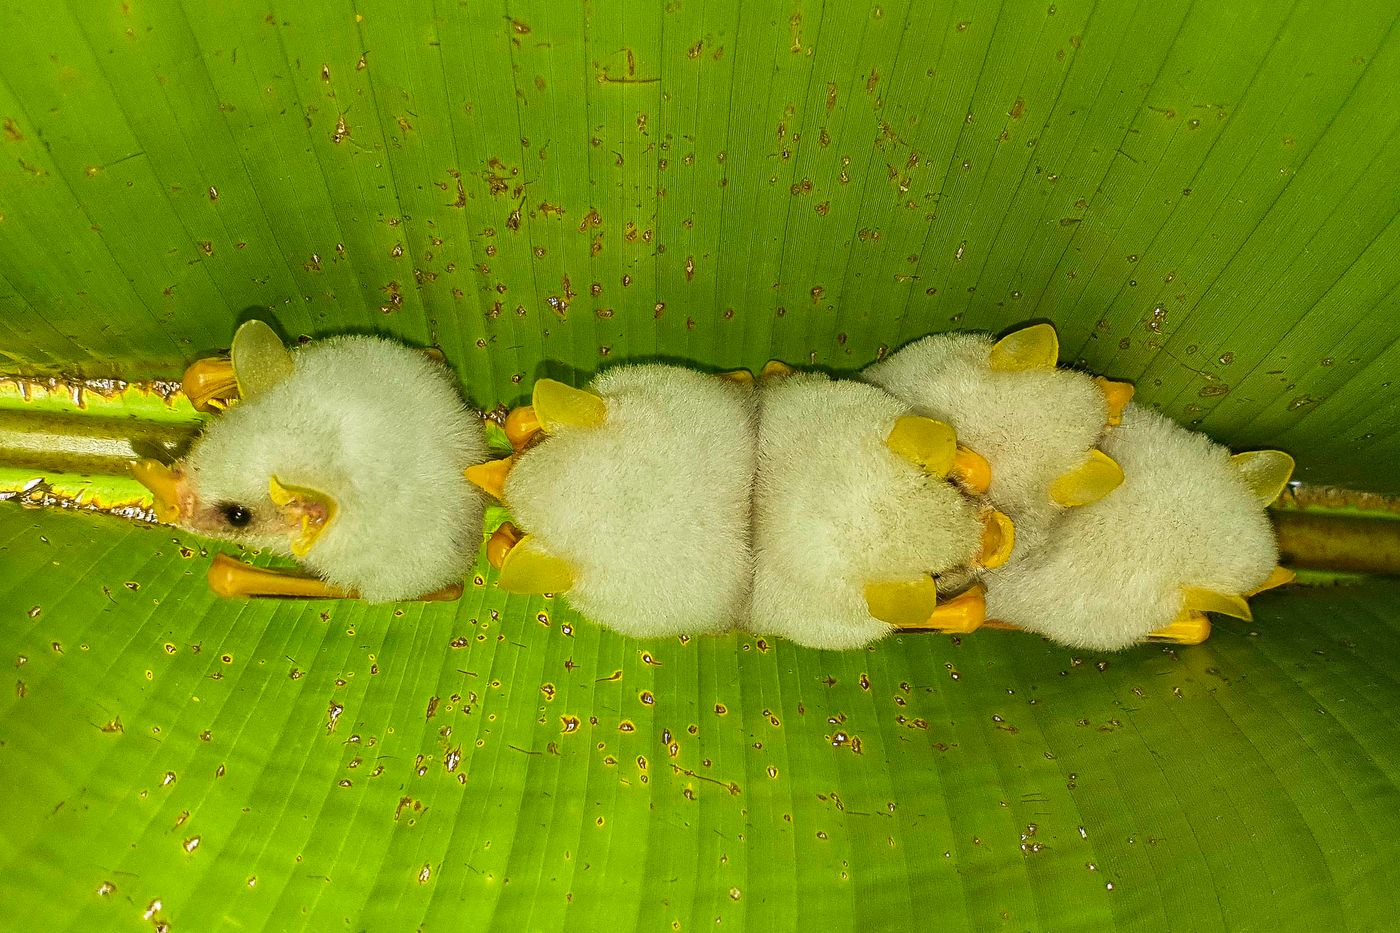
133,320,1294,652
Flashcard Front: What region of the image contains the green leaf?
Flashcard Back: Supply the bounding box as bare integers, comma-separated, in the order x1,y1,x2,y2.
3,506,1400,930
4,1,1400,929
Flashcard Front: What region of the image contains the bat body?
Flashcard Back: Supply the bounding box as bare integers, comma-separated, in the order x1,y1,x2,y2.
985,405,1287,649
750,373,984,649
502,364,756,637
142,334,487,602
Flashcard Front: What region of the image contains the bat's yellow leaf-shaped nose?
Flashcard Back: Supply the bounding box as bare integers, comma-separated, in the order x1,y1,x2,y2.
131,459,185,523
864,576,939,627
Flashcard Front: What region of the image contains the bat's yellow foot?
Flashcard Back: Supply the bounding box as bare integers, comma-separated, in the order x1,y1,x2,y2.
904,585,987,635
1095,377,1135,426
207,553,462,601
496,534,576,594
1049,449,1124,507
1181,587,1252,620
885,415,958,476
865,576,939,628
504,404,542,450
1146,611,1212,645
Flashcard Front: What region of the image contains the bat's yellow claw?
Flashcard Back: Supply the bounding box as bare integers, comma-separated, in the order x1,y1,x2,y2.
978,510,1015,569
864,576,939,628
532,379,607,433
1181,587,1253,621
988,323,1059,371
1147,611,1212,645
886,415,958,477
1095,377,1135,426
1230,450,1295,505
1049,449,1124,507
952,445,992,493
1247,566,1295,596
465,458,513,500
496,535,575,594
230,319,295,399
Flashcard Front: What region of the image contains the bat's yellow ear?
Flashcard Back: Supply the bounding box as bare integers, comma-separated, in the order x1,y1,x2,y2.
988,323,1059,371
864,576,939,627
885,415,958,476
269,476,337,557
1049,449,1124,507
231,320,295,399
532,379,607,433
495,535,575,594
1230,450,1295,505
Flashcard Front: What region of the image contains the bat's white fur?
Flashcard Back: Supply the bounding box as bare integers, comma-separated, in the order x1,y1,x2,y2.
750,374,982,650
504,364,756,638
864,332,1111,530
985,405,1279,650
182,336,487,602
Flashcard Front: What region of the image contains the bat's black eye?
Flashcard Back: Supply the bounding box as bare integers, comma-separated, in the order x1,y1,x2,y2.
221,504,252,528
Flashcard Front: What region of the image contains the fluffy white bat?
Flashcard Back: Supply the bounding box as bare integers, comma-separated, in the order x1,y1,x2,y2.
473,364,756,638
749,371,1009,649
134,321,487,602
984,404,1294,649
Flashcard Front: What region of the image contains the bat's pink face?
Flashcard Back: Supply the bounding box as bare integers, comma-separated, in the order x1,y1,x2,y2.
131,458,305,553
